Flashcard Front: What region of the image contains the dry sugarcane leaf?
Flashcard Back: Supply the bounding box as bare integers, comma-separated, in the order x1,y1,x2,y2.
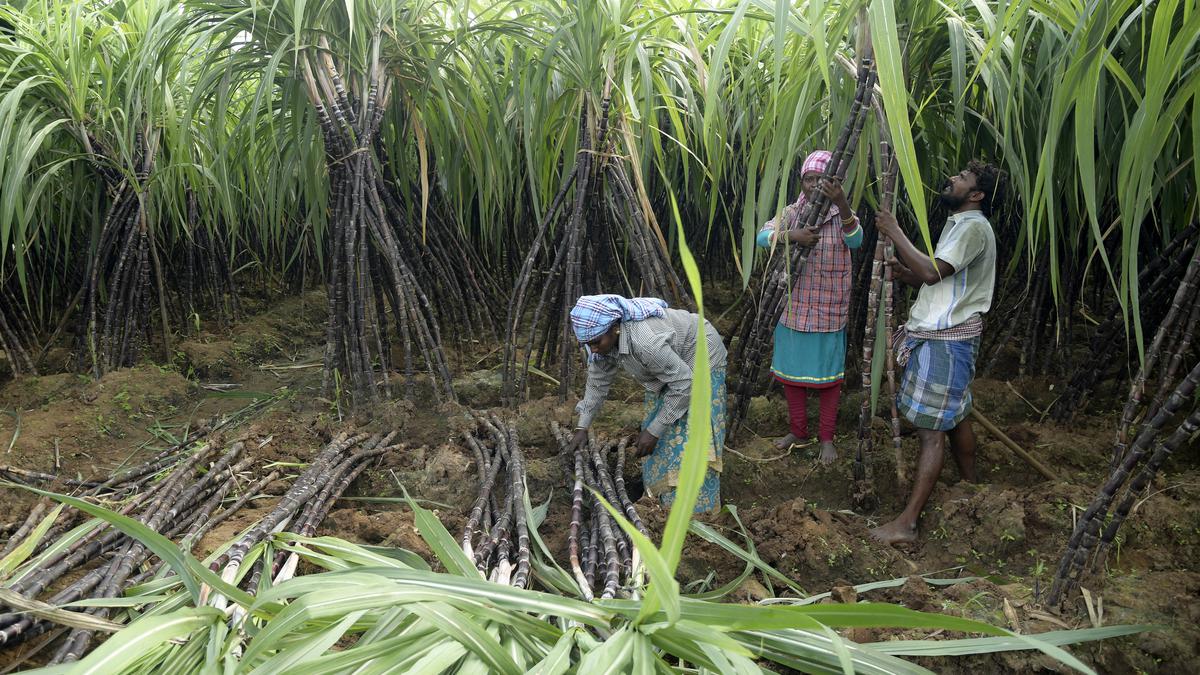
1002,597,1022,634
0,587,125,633
1080,587,1103,628
1026,610,1072,629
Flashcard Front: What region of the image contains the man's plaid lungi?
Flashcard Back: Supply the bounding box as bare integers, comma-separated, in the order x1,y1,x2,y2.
896,336,981,431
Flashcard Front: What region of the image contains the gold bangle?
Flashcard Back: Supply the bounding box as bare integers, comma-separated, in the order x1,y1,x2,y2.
840,215,855,225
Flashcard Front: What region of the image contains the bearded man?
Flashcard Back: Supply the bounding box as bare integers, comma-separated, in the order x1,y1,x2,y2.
869,161,1005,546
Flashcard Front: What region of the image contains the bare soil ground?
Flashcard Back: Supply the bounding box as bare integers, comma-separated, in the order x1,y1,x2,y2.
1,290,1196,673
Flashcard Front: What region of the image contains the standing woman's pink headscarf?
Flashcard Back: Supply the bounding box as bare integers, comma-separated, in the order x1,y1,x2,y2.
791,150,841,220
802,150,833,177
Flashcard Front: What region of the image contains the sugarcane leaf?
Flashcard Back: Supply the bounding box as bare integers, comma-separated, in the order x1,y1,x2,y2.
4,516,102,587
774,573,977,606
521,486,576,592
775,602,1006,634
687,520,805,595
735,628,933,675
591,490,680,625
247,609,366,675
656,189,712,576
0,587,125,634
277,533,417,569
876,623,1156,657
397,484,481,578
527,628,577,675
406,640,471,675
64,607,224,675
577,625,635,674
0,503,62,577
404,601,520,675
11,485,255,609
868,0,933,253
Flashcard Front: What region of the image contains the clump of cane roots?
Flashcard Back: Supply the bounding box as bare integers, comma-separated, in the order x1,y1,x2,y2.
552,423,648,601
460,413,533,588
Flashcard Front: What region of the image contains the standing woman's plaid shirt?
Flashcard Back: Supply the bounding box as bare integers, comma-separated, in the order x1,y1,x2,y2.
759,201,863,332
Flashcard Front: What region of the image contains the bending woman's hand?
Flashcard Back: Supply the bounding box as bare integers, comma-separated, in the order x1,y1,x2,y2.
634,430,659,458
565,428,589,454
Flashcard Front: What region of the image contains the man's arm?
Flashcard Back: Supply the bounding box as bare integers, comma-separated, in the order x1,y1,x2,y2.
890,259,923,288
875,209,955,285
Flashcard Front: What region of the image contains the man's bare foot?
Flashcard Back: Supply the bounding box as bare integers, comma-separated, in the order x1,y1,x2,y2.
868,519,919,546
774,433,802,451
818,441,837,465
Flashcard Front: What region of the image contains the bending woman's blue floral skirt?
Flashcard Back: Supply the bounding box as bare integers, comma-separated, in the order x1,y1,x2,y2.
641,367,726,514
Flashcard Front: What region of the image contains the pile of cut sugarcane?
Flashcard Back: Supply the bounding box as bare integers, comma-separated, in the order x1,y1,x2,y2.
205,431,398,611
552,423,647,601
459,413,533,588
0,423,394,666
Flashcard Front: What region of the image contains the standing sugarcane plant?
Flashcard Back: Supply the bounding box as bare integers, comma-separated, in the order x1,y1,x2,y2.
0,300,36,377
727,59,877,435
501,81,688,406
851,142,901,510
0,2,200,377
190,1,480,406
304,36,454,405
1050,229,1200,422
1111,246,1200,467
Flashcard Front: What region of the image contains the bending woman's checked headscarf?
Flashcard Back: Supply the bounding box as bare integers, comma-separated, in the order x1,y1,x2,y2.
569,295,668,343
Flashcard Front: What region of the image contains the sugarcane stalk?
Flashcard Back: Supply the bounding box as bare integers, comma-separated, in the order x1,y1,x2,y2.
853,142,895,498
568,433,592,600
1093,406,1200,567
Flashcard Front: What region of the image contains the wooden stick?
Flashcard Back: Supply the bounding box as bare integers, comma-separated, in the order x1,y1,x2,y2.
969,408,1058,482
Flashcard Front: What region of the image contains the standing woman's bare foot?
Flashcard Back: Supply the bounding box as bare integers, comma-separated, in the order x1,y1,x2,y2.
774,433,801,451
868,519,919,546
818,441,837,465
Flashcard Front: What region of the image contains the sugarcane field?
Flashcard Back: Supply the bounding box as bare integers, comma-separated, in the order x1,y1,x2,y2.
0,0,1198,672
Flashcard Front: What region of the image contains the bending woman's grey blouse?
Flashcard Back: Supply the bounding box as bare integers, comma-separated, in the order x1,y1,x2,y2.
574,308,726,438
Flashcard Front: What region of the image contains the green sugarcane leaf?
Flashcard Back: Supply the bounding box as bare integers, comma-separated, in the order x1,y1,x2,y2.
0,503,62,578
64,607,224,675
873,624,1157,656
397,484,481,578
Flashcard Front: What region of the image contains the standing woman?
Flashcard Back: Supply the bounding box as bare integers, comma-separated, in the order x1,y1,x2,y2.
757,150,863,464
564,294,727,513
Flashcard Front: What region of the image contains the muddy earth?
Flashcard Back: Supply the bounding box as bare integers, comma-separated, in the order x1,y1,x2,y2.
1,290,1197,673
